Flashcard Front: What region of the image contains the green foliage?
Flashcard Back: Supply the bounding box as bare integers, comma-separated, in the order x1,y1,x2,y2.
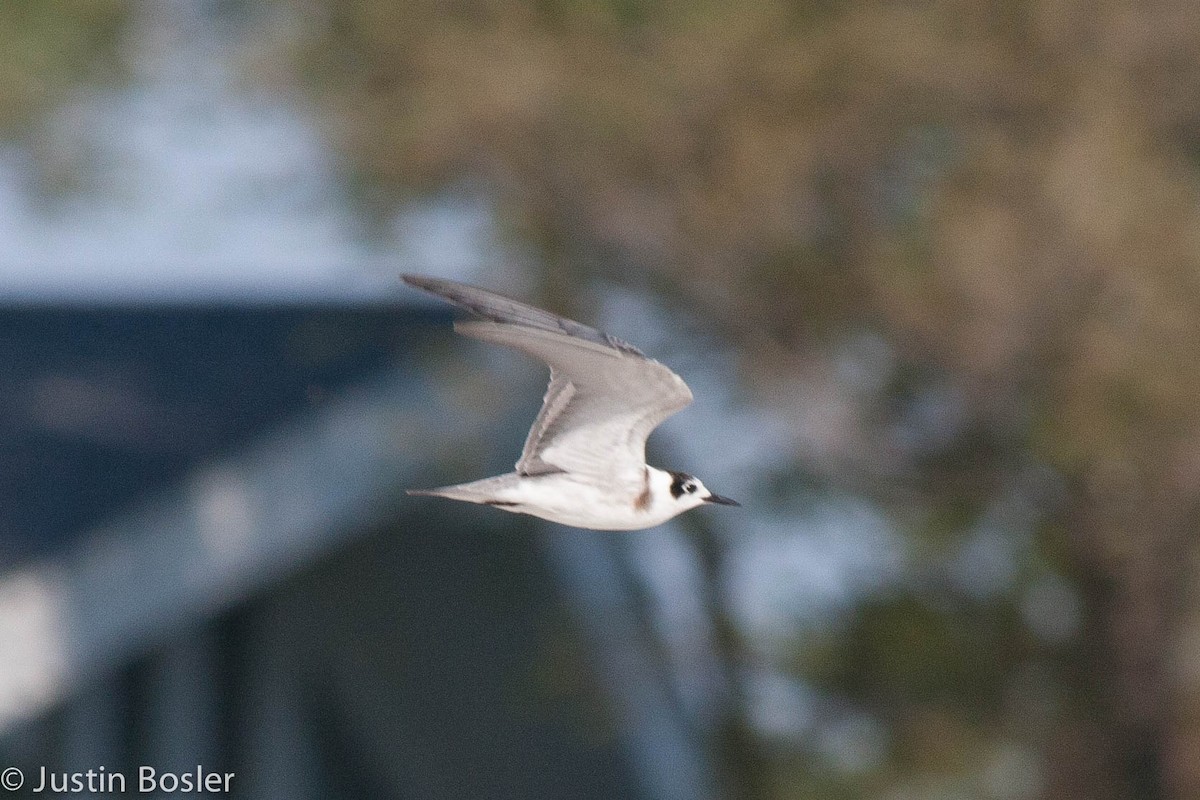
0,0,132,136
814,592,1029,717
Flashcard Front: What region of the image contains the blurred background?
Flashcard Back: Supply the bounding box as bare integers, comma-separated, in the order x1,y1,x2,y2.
0,1,1198,798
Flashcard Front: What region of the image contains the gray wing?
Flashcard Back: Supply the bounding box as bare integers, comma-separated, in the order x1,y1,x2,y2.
456,322,692,480
402,274,646,355
402,275,693,481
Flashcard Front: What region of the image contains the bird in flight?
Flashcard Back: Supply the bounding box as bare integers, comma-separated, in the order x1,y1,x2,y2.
402,274,739,530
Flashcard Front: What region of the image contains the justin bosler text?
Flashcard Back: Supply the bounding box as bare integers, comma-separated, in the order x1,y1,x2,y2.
33,765,233,793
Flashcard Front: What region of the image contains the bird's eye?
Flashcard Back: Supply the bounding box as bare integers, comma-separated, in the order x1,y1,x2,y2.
684,483,697,494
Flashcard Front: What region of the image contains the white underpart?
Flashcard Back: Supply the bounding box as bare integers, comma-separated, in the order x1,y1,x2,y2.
492,469,710,531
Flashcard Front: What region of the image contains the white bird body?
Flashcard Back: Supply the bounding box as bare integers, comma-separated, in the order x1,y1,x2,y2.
414,467,703,530
403,274,738,530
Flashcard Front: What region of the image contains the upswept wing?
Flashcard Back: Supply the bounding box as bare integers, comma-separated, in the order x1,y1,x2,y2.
402,275,693,482
402,274,646,355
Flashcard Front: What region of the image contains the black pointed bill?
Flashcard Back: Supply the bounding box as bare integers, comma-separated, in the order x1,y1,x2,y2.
704,493,740,507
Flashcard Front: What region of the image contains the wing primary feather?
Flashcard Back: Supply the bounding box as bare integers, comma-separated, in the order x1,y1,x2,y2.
402,274,645,355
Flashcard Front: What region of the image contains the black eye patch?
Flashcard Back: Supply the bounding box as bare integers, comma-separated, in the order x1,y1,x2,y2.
668,471,694,499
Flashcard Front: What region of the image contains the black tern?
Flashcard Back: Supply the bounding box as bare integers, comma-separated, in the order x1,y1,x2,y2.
403,274,739,530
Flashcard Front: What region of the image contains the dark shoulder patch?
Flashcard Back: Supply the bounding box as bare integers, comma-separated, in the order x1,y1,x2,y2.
634,467,653,511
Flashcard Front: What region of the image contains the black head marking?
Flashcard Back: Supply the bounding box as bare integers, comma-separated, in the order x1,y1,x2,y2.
668,470,698,499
